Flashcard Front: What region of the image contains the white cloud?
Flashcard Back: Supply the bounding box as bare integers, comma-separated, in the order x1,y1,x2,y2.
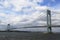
0,5,48,26
0,13,6,17
51,0,55,2
9,0,32,11
8,0,44,11
32,0,44,3
3,1,9,7
35,6,48,11
0,9,47,26
0,0,60,27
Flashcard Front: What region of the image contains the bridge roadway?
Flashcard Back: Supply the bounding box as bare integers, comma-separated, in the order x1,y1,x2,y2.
23,25,60,28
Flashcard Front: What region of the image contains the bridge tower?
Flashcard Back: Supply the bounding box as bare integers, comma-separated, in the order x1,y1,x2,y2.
47,9,52,33
7,24,10,31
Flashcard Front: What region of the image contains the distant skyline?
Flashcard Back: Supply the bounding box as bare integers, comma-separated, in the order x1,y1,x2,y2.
0,0,60,26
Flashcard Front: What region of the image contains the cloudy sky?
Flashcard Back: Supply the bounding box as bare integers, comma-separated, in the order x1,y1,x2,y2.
0,0,60,26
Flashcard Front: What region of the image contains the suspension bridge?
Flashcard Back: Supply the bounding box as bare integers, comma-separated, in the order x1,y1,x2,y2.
0,9,60,33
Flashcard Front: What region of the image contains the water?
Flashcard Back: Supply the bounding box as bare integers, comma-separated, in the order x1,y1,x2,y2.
12,27,60,33
0,25,60,33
